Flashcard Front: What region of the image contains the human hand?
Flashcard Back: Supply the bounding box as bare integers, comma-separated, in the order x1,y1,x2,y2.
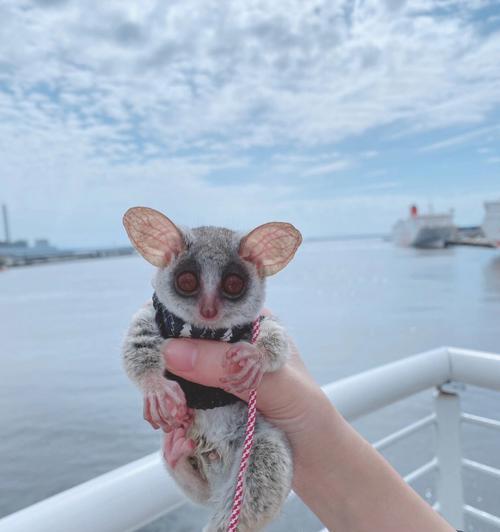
162,324,456,532
161,324,332,462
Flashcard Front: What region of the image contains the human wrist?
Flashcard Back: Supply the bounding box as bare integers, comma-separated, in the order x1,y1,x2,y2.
289,391,341,470
255,365,342,474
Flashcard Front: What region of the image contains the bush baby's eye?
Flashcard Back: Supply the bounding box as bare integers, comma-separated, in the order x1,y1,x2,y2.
175,271,199,295
221,274,245,299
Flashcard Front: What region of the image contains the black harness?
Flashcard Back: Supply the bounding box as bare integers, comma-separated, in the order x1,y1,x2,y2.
152,293,260,410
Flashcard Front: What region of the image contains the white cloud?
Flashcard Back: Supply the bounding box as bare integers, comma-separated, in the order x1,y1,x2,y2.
361,150,379,159
352,181,400,192
302,160,352,177
1,0,500,156
0,0,499,243
420,125,500,152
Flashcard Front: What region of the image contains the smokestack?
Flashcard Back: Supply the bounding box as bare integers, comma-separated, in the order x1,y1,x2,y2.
2,204,10,243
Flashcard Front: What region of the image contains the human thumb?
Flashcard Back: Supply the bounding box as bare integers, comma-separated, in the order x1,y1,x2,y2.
162,338,249,400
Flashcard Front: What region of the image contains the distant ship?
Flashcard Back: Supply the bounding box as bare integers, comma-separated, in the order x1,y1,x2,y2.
392,205,457,249
482,200,500,247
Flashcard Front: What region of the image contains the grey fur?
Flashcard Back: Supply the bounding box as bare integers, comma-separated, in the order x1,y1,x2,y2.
123,302,164,386
123,225,293,531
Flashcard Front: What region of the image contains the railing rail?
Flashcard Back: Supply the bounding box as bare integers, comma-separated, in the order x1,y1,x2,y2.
372,413,436,451
463,458,500,481
1,346,499,532
462,412,500,431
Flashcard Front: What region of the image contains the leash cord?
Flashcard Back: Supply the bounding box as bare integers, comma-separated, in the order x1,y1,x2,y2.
227,318,260,531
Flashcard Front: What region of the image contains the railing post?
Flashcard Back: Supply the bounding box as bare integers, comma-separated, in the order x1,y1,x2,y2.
434,383,465,529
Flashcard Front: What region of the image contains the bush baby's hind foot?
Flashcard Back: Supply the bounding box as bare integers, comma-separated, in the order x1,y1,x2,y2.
162,426,195,468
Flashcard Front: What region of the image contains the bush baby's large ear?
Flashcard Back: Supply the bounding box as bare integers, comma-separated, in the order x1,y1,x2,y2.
123,207,185,267
239,222,302,277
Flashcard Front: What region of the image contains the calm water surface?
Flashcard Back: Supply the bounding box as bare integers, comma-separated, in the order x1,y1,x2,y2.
1,239,499,530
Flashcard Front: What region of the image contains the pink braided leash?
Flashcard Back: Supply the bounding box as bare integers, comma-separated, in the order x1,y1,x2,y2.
227,317,261,532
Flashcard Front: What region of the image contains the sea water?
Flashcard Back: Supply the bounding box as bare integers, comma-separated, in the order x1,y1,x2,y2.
0,239,499,530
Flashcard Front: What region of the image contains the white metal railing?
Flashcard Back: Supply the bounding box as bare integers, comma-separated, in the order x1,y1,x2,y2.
0,346,499,532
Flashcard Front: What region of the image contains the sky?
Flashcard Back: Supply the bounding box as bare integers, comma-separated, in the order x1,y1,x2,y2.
0,0,499,247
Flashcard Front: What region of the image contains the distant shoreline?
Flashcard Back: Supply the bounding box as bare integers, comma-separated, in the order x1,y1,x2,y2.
0,235,392,270
0,246,135,269
304,233,388,243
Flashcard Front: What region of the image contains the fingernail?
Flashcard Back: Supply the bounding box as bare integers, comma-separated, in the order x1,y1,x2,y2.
164,340,198,371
